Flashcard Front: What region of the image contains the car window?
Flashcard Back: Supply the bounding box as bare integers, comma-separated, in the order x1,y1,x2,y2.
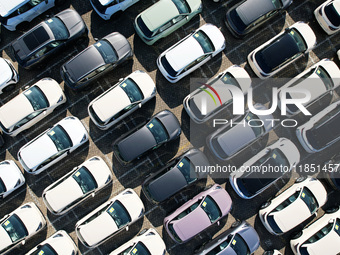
193,30,215,53
108,0,119,6
47,125,73,151
272,0,283,9
158,21,172,34
23,86,49,111
15,110,44,129
72,166,98,194
273,191,299,212
200,195,222,223
245,112,265,137
1,214,28,243
171,0,190,13
315,66,334,90
38,150,65,169
206,237,230,255
17,0,44,14
45,18,69,40
106,200,131,228
0,178,6,194
176,157,197,184
305,221,334,244
324,2,340,27
146,118,169,144
94,40,118,64
119,78,144,103
173,14,186,23
300,187,319,214
30,243,58,255
123,242,151,255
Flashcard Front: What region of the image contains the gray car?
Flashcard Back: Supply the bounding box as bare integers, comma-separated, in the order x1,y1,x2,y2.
194,220,260,254
225,0,292,38
113,110,181,164
142,148,210,203
10,8,87,69
61,32,133,90
207,104,273,161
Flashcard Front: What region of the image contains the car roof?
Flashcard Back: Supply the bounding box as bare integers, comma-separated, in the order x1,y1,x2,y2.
0,0,29,17
236,0,277,26
141,0,179,32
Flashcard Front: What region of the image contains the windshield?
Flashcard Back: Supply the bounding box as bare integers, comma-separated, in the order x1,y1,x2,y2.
300,187,319,214
47,125,73,151
106,200,131,228
176,157,196,184
171,0,190,13
31,244,57,255
45,17,69,40
72,166,98,194
2,214,28,243
200,195,222,223
119,78,144,103
288,29,307,52
146,118,169,144
23,86,49,111
245,113,265,137
193,31,215,53
94,40,118,64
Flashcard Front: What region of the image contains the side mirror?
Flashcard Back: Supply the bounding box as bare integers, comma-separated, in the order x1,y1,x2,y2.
119,78,124,82
94,38,99,42
138,103,142,108
91,192,95,198
43,111,47,116
21,240,26,246
216,221,220,226
125,226,129,231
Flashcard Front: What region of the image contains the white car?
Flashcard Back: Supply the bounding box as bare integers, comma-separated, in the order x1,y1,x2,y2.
0,160,25,199
0,57,19,94
157,23,226,83
290,206,340,255
296,100,340,153
17,116,89,175
0,0,62,31
0,78,66,137
75,188,145,248
248,22,316,79
183,65,251,124
89,0,139,20
230,138,300,199
315,0,340,35
0,202,46,254
42,156,113,215
108,228,166,255
259,177,328,235
26,230,79,255
278,59,340,116
88,70,156,130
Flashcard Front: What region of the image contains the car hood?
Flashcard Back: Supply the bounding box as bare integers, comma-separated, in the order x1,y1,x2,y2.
271,199,311,232
148,167,187,202
0,94,33,129
117,126,156,162
64,46,104,82
105,32,131,60
92,86,131,123
141,0,179,32
172,208,211,241
0,227,12,252
78,212,118,247
56,9,85,38
0,59,12,86
217,125,256,158
44,178,83,213
166,36,204,72
237,0,275,26
20,135,58,170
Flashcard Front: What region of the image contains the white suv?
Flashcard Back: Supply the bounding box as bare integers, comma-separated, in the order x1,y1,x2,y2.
0,0,62,31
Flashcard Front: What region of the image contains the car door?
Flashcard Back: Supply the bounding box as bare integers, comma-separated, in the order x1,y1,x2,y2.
34,0,55,16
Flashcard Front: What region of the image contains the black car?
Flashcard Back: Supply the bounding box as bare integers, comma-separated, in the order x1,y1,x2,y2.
142,148,210,203
10,8,87,69
113,110,181,164
323,154,340,190
194,221,260,255
0,132,4,147
61,32,133,90
225,0,292,38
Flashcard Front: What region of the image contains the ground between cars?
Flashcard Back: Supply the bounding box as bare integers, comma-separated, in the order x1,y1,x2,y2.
0,0,340,254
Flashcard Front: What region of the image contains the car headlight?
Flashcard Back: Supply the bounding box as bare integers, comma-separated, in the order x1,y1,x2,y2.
197,3,203,11
151,86,157,96
14,179,22,188
80,134,87,143
139,208,144,217
36,222,43,231
57,95,64,103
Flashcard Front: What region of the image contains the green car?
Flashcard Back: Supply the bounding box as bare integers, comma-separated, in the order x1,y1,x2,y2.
134,0,202,45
